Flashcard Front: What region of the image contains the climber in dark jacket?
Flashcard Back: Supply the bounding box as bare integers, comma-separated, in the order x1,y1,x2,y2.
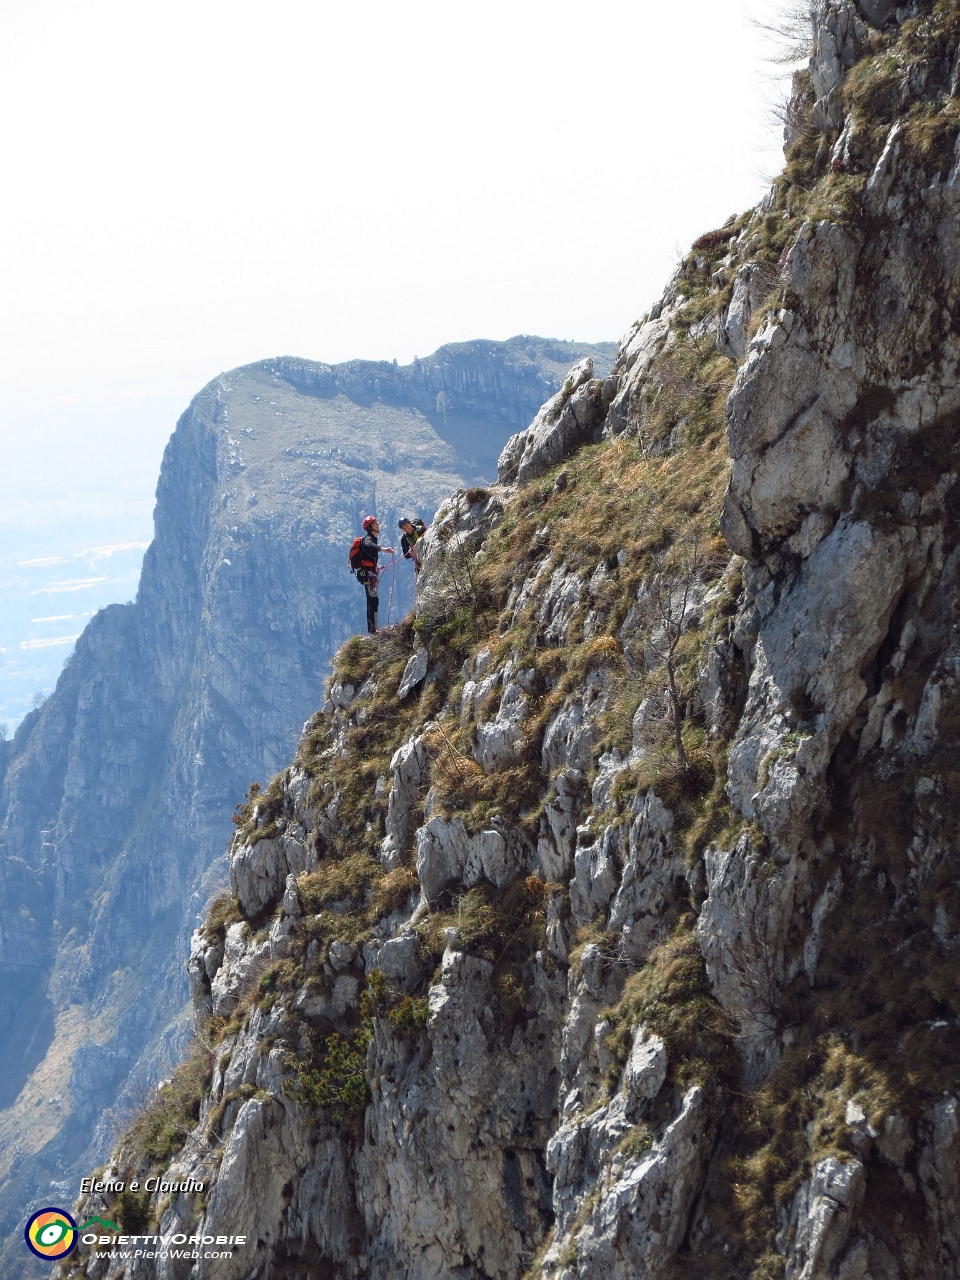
357,515,394,634
398,516,427,576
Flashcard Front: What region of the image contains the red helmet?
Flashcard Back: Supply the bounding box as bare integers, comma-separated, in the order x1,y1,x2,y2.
361,515,377,531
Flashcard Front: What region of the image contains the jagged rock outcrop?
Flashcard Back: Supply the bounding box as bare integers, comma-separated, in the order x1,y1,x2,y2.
0,338,614,1279
497,358,619,486
61,4,960,1278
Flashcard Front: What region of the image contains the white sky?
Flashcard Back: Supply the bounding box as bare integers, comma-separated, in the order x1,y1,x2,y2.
0,0,796,520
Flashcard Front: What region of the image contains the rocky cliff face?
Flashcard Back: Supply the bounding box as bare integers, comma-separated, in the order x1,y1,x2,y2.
61,5,960,1277
0,337,613,1278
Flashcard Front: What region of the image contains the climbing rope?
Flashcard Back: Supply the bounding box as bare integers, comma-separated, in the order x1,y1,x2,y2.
385,554,398,626
356,548,410,633
371,555,400,627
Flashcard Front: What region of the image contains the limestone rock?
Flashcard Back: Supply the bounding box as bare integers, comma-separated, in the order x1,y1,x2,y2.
231,831,315,918
396,648,429,701
810,1,866,130
415,816,515,902
542,701,594,774
363,936,425,994
380,734,429,868
498,359,620,485
547,1086,711,1279
209,922,270,1017
474,681,529,772
780,1157,866,1279
537,768,583,881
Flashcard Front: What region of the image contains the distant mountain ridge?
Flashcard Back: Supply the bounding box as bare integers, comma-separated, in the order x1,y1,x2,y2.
272,337,616,481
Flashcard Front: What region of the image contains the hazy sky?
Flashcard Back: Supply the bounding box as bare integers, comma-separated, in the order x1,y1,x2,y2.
0,0,800,541
0,0,795,463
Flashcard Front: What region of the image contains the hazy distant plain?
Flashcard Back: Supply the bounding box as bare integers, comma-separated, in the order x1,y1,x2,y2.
1,387,180,730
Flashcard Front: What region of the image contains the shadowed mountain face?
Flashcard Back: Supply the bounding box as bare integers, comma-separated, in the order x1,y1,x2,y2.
0,336,614,1276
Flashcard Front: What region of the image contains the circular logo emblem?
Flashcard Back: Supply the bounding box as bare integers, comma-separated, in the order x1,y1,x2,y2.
25,1208,77,1260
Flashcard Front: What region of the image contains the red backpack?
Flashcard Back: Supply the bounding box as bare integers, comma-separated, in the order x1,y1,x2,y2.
349,537,376,574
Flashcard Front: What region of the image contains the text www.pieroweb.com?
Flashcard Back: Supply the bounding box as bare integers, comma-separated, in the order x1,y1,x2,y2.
85,1231,245,1261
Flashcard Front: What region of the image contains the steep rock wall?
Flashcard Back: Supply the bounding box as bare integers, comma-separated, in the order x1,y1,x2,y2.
63,5,960,1278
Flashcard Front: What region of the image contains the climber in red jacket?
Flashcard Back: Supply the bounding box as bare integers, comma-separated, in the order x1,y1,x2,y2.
352,516,394,634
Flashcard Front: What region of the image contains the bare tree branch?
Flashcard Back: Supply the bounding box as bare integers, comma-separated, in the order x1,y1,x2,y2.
646,532,705,772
